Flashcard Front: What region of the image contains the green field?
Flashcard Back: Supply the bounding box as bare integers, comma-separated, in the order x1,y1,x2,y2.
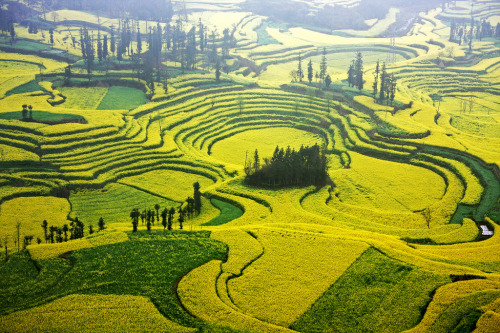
0,0,499,332
97,86,148,110
203,198,243,226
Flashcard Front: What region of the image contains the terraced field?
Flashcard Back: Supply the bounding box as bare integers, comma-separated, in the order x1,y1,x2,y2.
0,0,499,332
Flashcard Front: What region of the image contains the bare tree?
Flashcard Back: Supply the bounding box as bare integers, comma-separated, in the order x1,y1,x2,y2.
15,222,21,252
422,207,431,229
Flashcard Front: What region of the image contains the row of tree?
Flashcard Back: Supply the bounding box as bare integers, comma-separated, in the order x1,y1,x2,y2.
41,217,105,244
449,19,500,46
0,216,105,262
372,60,397,106
130,182,203,232
345,53,398,106
70,16,235,91
245,145,329,187
290,48,332,88
0,7,16,40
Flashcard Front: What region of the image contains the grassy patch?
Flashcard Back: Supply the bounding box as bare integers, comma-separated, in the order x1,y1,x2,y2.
119,169,215,203
203,199,243,226
58,86,108,109
291,247,450,333
69,183,178,225
0,110,84,123
0,231,227,330
4,80,45,97
97,86,147,110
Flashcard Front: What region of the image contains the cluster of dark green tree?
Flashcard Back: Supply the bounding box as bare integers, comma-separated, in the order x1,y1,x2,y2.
291,48,332,88
449,19,500,46
347,52,364,90
0,6,16,39
75,15,235,93
40,217,105,245
27,21,39,34
245,144,328,188
372,60,397,106
130,182,202,232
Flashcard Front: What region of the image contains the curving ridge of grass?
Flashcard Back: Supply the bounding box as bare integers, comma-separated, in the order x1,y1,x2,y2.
203,198,244,226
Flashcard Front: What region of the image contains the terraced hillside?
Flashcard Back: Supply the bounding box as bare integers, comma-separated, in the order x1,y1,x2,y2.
0,0,499,332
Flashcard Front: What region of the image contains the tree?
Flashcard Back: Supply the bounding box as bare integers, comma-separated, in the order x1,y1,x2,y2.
198,19,205,52
28,105,33,120
64,64,72,86
215,59,221,82
143,53,155,94
186,197,195,220
9,20,15,40
62,224,68,242
319,47,327,82
422,207,431,228
21,104,28,121
193,182,202,214
49,226,56,244
297,54,304,82
372,60,379,98
98,217,105,231
449,20,456,42
130,208,140,232
186,26,197,70
161,208,168,230
354,52,364,90
168,207,175,230
137,28,142,54
146,217,151,232
253,149,260,172
307,59,313,83
89,225,94,235
15,222,21,252
222,28,230,59
97,33,103,62
49,28,54,47
41,220,48,243
23,235,34,249
178,206,184,229
56,228,63,243
110,29,116,55
388,74,397,106
103,35,108,59
324,74,331,88
155,204,160,222
347,61,355,87
379,62,387,103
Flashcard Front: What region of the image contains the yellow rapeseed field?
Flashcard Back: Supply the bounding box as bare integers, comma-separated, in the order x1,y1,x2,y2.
0,196,71,243
227,228,369,327
0,294,195,333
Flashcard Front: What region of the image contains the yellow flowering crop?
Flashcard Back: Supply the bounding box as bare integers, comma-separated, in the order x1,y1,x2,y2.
178,259,295,332
0,294,195,333
227,228,369,327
